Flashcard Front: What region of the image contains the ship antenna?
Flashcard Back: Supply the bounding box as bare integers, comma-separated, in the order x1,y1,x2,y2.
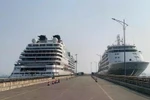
117,34,120,45
121,38,123,45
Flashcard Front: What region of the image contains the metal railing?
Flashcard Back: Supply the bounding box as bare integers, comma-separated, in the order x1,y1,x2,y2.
96,74,150,88
0,74,74,83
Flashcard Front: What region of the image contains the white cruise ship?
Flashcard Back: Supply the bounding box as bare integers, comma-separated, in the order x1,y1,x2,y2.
10,35,76,78
98,35,149,76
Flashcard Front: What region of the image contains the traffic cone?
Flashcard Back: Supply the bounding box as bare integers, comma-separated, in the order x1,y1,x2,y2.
52,81,55,85
58,79,60,83
55,80,57,84
47,81,50,86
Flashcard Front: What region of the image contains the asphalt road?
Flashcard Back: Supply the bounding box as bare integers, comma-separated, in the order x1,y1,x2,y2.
0,76,149,100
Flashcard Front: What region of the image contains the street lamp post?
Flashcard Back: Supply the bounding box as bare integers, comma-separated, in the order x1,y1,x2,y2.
75,54,78,73
96,54,101,73
112,18,128,76
94,61,97,72
90,62,92,73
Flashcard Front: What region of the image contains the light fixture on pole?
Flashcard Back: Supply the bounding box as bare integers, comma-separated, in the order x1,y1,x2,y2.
112,18,128,76
96,54,101,61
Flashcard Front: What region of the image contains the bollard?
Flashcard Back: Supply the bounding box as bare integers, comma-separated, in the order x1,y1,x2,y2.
52,81,55,85
95,78,97,82
47,81,50,86
55,80,57,83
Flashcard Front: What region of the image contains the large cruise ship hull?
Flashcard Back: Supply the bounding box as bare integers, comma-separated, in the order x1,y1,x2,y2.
10,65,74,78
107,62,149,76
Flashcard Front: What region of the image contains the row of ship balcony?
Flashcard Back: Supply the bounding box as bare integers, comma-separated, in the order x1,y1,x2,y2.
107,49,138,53
19,55,62,59
26,47,62,50
107,45,136,49
28,43,62,47
14,64,75,69
99,61,109,68
18,59,61,63
68,63,75,68
68,60,76,66
15,68,75,71
21,53,62,56
21,52,62,55
24,49,62,52
19,67,74,71
12,71,74,75
99,66,109,71
12,72,59,75
23,51,62,54
21,58,61,60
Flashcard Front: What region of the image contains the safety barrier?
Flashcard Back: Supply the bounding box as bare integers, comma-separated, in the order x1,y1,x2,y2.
96,74,150,95
0,75,74,92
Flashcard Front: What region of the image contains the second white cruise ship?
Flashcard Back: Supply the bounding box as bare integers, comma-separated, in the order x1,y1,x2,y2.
98,35,149,76
10,35,76,78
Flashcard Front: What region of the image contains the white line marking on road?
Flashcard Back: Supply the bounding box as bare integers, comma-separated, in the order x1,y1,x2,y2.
96,83,114,100
0,86,47,100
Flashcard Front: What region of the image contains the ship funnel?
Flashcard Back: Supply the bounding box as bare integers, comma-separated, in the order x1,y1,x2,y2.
53,35,61,41
38,35,47,42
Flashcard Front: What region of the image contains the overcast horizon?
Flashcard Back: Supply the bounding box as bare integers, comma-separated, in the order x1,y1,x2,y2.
0,0,150,76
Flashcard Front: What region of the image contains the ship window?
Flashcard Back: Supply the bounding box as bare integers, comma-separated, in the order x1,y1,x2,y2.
135,56,139,58
40,44,45,46
133,53,137,55
35,44,39,46
115,53,119,55
46,72,51,74
47,44,52,46
14,73,19,74
110,49,137,52
28,44,32,47
54,44,59,46
129,59,132,61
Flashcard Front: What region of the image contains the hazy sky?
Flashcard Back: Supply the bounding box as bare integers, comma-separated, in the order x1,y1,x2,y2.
0,0,150,75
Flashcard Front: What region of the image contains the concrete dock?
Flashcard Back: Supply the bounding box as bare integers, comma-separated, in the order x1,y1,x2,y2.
0,76,149,100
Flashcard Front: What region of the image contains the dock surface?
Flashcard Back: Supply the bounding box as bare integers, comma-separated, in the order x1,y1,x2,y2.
0,76,149,100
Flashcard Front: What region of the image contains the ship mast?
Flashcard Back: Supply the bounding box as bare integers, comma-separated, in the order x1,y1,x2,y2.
117,34,121,45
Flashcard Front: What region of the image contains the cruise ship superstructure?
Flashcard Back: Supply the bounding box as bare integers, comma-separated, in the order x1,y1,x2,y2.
10,35,75,78
98,35,149,76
